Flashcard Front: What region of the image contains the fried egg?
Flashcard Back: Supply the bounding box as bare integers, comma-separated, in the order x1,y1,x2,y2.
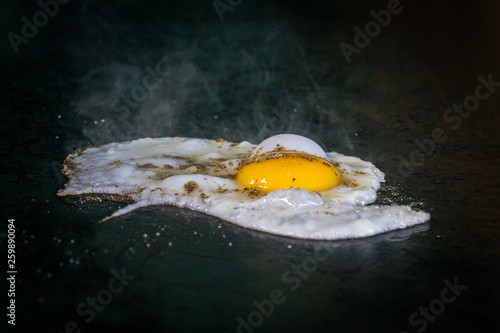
58,134,430,240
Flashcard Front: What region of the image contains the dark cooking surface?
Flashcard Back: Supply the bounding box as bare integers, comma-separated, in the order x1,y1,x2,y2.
2,0,499,332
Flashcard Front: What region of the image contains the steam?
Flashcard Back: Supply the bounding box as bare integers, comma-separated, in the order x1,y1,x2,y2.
71,23,350,152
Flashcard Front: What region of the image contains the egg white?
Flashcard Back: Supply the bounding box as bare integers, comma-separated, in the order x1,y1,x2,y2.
58,136,430,240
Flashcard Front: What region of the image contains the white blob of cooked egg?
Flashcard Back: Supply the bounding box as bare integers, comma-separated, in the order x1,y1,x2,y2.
251,134,328,159
58,135,430,240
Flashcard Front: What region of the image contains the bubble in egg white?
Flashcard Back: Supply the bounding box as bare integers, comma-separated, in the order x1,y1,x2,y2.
251,134,327,158
58,135,430,240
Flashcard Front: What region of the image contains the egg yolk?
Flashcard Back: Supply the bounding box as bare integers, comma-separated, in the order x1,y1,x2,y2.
236,153,340,193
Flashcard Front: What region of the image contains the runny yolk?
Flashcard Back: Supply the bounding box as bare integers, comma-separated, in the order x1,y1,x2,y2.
236,153,340,193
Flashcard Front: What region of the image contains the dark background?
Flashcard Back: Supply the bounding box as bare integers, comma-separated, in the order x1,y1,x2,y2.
1,0,499,332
